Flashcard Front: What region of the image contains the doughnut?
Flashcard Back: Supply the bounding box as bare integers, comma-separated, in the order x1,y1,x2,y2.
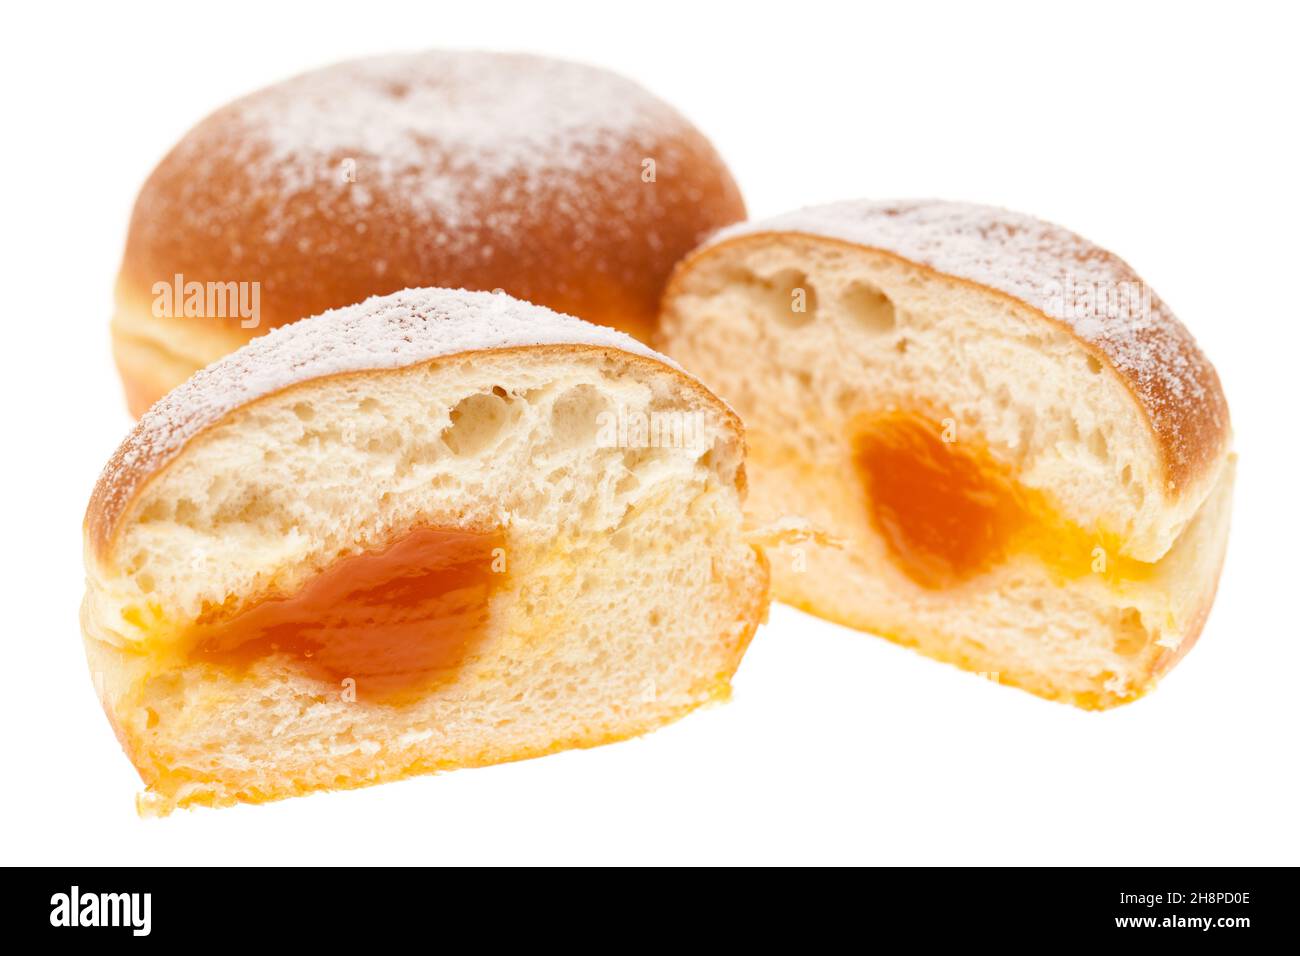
658,199,1233,708
83,288,768,813
112,51,745,416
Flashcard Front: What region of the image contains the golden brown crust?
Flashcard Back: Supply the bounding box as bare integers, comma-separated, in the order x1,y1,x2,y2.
87,288,742,567
667,200,1230,493
116,50,743,368
118,367,165,421
111,302,251,417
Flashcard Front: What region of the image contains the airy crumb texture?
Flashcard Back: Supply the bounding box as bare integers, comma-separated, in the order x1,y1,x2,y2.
660,214,1233,708
706,200,1229,487
90,288,671,556
83,288,767,812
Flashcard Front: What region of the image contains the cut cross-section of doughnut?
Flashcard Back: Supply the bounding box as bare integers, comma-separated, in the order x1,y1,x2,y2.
83,288,768,813
658,200,1233,708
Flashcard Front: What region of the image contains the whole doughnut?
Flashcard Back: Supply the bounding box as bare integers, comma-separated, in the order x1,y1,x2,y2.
112,50,745,415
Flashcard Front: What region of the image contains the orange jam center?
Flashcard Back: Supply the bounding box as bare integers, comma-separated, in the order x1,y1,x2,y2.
187,527,505,704
855,414,1023,588
854,414,1137,589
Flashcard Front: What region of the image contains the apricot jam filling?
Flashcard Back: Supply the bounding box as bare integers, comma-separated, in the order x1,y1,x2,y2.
184,526,506,704
853,413,1148,589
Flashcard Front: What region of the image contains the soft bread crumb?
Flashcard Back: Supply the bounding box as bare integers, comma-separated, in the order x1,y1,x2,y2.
89,287,674,555
660,214,1233,708
705,200,1229,488
83,288,768,812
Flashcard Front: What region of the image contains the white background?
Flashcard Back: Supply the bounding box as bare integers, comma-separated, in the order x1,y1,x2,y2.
2,0,1296,865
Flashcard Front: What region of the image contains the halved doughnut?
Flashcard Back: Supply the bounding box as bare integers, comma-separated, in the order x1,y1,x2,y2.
658,200,1233,708
84,288,768,812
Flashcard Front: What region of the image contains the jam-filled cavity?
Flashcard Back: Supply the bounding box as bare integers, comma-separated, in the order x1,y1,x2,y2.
185,526,505,703
855,414,1025,588
854,414,1139,588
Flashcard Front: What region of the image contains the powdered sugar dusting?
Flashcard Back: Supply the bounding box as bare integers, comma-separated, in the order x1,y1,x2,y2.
89,288,674,545
709,200,1228,482
180,50,677,241
124,50,741,334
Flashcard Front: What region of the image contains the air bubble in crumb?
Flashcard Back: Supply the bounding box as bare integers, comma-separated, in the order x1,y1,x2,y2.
840,280,896,335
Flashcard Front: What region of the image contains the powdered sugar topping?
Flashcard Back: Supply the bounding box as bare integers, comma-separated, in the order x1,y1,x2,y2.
708,200,1228,481
90,288,675,540
196,51,677,236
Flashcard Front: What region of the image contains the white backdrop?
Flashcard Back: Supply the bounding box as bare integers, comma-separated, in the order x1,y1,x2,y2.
3,0,1296,865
